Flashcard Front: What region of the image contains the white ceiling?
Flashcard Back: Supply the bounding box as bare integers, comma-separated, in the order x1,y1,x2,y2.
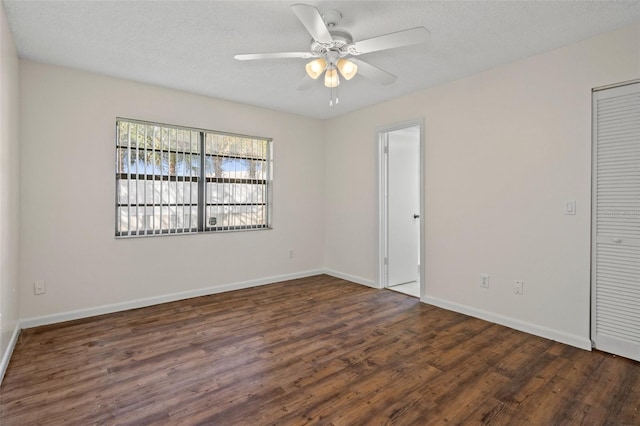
4,1,640,119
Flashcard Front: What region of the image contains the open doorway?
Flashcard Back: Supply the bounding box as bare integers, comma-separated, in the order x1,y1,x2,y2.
377,121,424,298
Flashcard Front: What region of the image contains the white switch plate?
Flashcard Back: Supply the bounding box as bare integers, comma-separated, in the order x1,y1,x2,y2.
564,200,576,215
34,280,46,295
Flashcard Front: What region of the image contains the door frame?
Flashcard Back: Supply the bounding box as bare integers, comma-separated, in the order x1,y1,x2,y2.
376,118,425,299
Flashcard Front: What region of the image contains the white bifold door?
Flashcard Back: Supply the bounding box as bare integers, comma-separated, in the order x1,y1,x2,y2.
591,81,640,362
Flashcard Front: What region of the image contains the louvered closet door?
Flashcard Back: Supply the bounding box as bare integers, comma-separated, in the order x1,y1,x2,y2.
592,81,640,362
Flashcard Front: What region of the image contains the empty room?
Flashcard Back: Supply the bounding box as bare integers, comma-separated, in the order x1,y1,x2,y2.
1,0,639,424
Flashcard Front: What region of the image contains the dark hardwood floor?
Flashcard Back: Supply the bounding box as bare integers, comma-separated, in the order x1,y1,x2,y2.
1,275,639,425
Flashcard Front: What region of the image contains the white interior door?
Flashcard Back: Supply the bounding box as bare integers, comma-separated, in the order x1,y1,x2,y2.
592,81,640,362
387,128,420,286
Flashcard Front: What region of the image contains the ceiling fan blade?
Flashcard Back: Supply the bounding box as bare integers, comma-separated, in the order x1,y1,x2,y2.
296,75,316,91
349,58,397,85
290,3,333,44
349,27,430,55
234,52,314,60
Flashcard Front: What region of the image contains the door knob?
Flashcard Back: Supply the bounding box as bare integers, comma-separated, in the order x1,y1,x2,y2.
413,214,420,219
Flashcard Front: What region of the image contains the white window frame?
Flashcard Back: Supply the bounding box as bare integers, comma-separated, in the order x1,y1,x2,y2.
115,118,272,237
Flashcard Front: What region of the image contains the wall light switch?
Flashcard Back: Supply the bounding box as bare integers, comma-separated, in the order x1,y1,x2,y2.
34,280,46,295
564,200,576,215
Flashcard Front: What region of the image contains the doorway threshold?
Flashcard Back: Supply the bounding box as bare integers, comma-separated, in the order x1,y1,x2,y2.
388,281,419,298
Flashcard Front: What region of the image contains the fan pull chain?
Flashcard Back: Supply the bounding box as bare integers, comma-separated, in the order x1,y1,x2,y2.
329,85,340,107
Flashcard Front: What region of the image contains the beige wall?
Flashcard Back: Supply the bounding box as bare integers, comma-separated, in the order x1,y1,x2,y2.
324,22,640,348
0,2,20,371
12,20,640,349
19,61,325,321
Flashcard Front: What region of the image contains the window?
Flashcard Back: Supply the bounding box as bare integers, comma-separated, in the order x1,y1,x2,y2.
116,119,271,237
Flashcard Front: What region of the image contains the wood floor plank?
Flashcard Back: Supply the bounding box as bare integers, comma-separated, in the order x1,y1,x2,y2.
1,275,639,425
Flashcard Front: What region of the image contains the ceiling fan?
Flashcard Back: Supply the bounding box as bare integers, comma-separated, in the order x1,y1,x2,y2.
234,3,430,104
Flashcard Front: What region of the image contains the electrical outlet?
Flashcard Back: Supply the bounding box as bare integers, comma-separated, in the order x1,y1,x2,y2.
564,200,576,215
34,280,46,295
288,249,294,259
514,280,524,295
480,274,490,289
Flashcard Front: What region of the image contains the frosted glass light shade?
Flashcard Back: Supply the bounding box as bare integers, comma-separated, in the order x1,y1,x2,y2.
324,68,340,88
305,58,327,79
337,59,358,80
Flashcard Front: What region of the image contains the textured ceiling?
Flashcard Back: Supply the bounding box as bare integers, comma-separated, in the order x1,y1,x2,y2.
3,1,640,119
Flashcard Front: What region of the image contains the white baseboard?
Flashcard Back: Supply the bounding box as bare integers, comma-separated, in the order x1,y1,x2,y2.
16,269,592,352
0,322,21,385
21,269,324,329
9,271,592,384
422,295,592,351
322,268,377,288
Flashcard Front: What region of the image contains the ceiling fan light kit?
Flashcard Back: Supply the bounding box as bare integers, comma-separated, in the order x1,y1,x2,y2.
234,3,430,106
305,58,326,79
324,67,339,88
305,52,357,88
336,58,357,80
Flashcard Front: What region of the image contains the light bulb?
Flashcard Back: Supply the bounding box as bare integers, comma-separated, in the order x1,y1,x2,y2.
337,59,358,80
324,67,340,88
305,58,326,79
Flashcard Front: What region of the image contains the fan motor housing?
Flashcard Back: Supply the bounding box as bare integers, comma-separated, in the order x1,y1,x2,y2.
310,28,353,58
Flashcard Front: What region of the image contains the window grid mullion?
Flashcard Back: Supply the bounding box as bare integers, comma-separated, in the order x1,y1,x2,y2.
127,123,132,236
198,132,206,232
215,138,220,230
132,124,140,234
188,131,192,231
151,126,157,234
178,129,183,232
224,138,229,231
262,140,266,227
143,125,148,235
233,149,237,230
